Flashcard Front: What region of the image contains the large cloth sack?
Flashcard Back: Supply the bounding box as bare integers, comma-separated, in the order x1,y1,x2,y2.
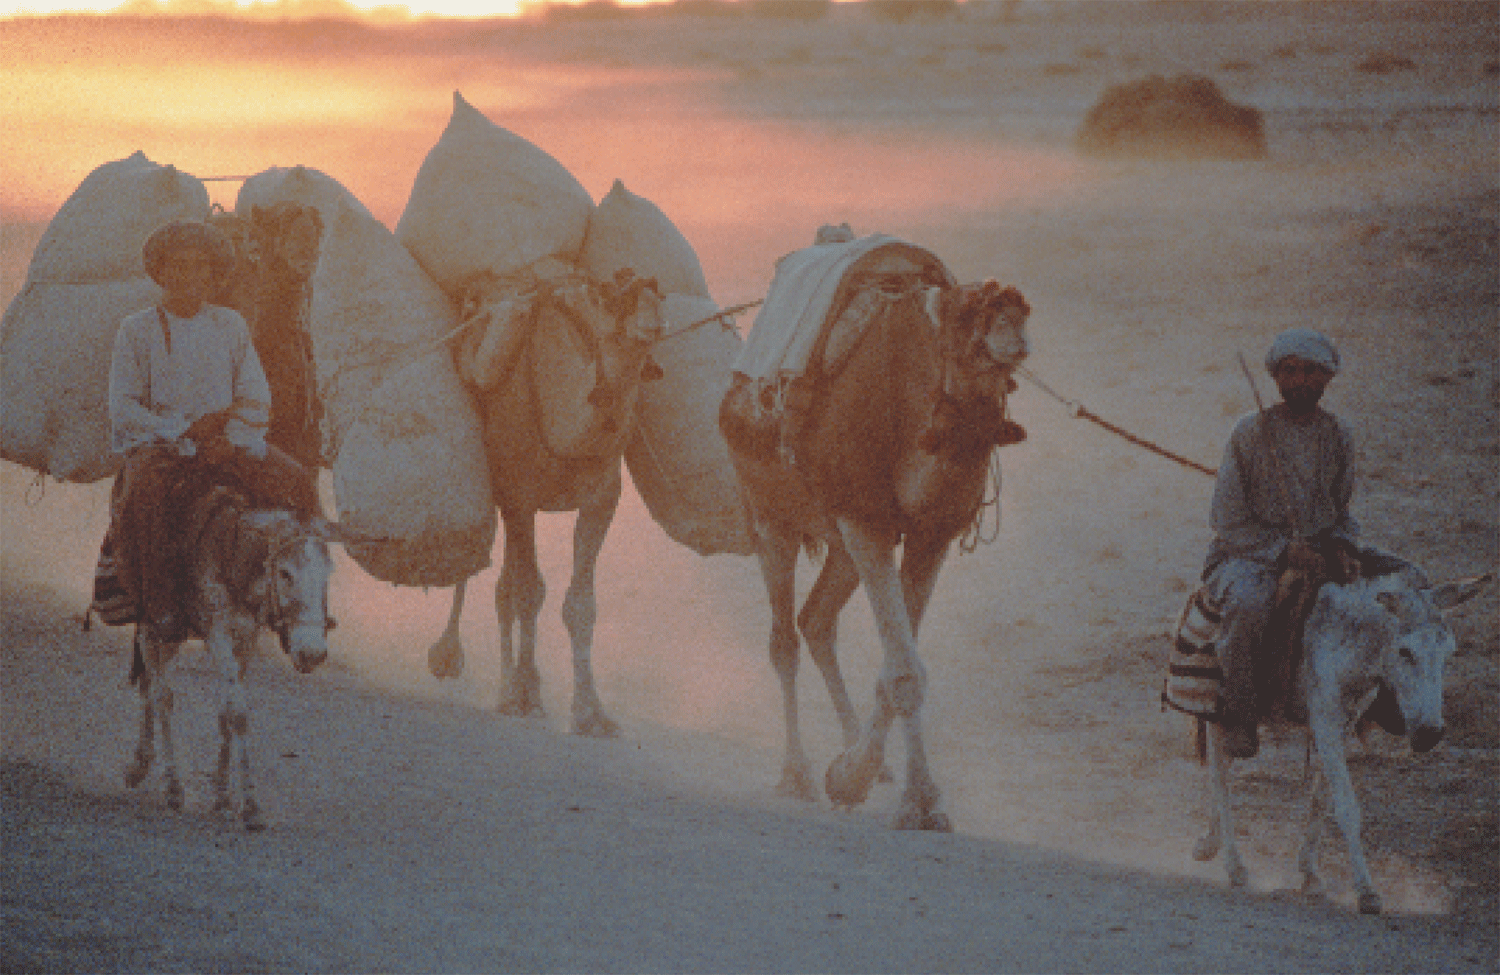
1161,585,1223,718
235,164,375,224
624,294,754,556
312,201,495,587
396,91,594,297
581,180,711,298
1,152,208,482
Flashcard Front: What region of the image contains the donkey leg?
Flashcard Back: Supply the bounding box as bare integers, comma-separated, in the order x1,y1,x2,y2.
427,580,468,680
1196,725,1248,887
1310,717,1380,914
496,515,545,718
756,524,815,800
1298,761,1329,897
124,631,157,789
209,626,264,830
562,480,621,739
134,630,184,810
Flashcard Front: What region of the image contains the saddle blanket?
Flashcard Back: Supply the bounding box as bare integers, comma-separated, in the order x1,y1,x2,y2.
732,233,905,382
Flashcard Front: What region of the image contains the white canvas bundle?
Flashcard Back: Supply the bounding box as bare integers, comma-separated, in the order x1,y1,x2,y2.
396,91,594,297
235,164,374,224
581,180,711,298
1,279,163,482
624,294,754,556
312,201,496,587
1,151,208,482
24,151,210,286
732,233,902,382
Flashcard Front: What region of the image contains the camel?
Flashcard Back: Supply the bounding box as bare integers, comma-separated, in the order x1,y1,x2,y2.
210,201,325,473
719,239,1030,830
426,262,667,737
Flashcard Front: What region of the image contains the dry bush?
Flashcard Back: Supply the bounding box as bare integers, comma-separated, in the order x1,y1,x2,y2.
1076,73,1267,161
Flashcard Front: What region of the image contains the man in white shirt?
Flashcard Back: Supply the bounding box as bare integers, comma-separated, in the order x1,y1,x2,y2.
101,219,320,635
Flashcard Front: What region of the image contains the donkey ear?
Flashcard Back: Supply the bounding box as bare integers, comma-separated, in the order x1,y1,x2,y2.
1429,571,1494,611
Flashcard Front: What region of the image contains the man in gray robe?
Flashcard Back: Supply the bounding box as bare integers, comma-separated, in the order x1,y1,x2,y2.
1202,328,1355,758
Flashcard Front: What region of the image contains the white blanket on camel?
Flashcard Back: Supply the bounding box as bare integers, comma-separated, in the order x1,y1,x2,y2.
733,233,904,381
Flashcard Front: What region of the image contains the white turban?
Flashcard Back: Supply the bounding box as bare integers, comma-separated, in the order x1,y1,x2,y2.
1265,327,1340,375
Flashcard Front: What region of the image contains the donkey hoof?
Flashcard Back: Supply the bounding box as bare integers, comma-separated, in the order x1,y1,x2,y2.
1357,890,1382,915
1192,836,1220,862
1299,872,1324,898
242,798,265,832
123,763,149,790
893,807,953,832
1227,862,1249,888
165,780,184,811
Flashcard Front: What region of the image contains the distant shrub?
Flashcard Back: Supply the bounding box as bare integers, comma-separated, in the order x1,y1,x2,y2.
1076,73,1266,161
1356,51,1418,74
864,0,959,22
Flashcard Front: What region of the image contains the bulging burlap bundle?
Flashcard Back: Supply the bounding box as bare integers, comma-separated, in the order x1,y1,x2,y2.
395,91,594,297
236,164,375,224
581,180,711,298
1,152,209,481
625,294,754,556
313,201,496,587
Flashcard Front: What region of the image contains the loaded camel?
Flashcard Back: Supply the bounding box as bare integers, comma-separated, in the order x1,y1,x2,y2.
426,261,667,737
719,238,1030,830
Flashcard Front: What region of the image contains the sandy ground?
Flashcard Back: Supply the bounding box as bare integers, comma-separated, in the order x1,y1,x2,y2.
2,3,1497,972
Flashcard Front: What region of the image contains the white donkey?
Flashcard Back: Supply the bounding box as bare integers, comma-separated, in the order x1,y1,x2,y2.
125,485,341,830
1194,569,1489,914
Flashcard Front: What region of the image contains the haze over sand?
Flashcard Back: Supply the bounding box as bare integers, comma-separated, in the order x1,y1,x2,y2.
2,3,1496,971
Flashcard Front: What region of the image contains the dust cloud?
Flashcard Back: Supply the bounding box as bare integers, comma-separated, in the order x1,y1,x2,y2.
3,3,1494,924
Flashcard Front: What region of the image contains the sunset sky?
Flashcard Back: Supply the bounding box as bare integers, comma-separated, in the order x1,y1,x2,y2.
0,0,666,16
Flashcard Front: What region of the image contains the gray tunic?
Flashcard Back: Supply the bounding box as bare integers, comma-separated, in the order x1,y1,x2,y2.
1202,405,1359,578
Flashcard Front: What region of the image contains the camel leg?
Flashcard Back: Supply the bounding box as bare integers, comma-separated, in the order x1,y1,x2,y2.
755,522,816,800
563,480,622,738
1194,724,1248,887
427,580,468,680
1310,714,1380,914
825,518,948,831
797,539,862,754
496,514,545,718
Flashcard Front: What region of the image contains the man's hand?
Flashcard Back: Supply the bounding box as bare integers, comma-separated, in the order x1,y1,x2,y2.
1285,538,1325,574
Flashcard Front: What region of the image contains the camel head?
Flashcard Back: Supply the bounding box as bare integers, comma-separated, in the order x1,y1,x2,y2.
920,280,1031,457
250,201,324,282
582,269,667,425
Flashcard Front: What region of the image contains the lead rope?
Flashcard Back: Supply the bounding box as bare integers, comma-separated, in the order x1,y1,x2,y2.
1014,365,1218,478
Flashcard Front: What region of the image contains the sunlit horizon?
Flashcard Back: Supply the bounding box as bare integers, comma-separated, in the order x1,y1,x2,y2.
0,0,686,19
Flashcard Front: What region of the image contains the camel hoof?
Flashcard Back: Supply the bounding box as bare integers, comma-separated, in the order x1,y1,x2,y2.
571,711,621,739
1357,890,1382,915
893,807,953,832
776,764,818,803
123,762,149,790
427,641,465,680
824,751,878,809
1192,836,1220,862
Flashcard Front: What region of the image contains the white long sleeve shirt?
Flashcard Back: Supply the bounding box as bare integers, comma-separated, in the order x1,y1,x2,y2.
108,304,271,455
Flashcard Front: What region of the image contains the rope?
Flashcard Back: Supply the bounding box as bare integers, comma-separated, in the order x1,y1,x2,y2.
1015,366,1218,478
958,450,1003,554
662,298,763,340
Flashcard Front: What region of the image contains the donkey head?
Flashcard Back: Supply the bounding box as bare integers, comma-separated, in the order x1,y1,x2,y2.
1371,572,1490,752
251,513,337,675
